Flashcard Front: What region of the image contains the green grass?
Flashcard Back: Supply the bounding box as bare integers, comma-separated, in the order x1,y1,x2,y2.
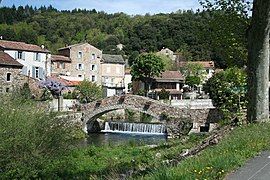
141,123,270,180
46,134,206,179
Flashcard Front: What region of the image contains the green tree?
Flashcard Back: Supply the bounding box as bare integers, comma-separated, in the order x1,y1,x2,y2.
180,62,205,78
75,80,103,103
131,53,165,96
204,68,247,120
185,76,201,89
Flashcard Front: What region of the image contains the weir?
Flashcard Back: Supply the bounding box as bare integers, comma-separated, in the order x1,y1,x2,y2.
101,122,167,135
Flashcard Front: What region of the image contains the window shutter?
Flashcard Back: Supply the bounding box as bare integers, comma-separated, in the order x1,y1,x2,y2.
22,66,27,75
38,53,41,61
15,51,18,59
82,64,84,70
39,67,44,79
22,52,25,60
32,66,35,78
33,53,36,61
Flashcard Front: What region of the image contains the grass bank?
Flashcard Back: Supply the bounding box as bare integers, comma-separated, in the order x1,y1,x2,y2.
141,123,270,179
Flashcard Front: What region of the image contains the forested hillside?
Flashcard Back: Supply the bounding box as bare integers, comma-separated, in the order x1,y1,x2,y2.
0,5,249,68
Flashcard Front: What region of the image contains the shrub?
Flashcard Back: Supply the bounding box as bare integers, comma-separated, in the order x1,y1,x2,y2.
0,96,77,178
158,88,170,100
203,67,247,121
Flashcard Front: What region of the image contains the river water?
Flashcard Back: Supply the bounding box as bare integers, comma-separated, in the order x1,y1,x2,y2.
84,132,167,146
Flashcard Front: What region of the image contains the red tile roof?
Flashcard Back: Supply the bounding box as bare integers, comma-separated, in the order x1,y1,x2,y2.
155,71,184,80
0,40,49,53
178,61,215,68
51,55,71,62
0,51,23,67
49,76,81,87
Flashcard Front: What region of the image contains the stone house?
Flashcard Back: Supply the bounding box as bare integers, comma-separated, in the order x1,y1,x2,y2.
150,71,185,100
157,48,175,60
101,54,125,96
51,55,72,76
57,43,102,84
0,40,51,80
0,51,23,93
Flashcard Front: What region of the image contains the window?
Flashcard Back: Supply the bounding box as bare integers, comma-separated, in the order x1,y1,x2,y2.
92,75,96,82
60,62,65,69
6,88,10,93
35,53,41,61
77,63,84,70
6,73,11,82
91,65,96,71
78,74,82,78
35,67,39,78
91,53,96,60
18,51,22,59
78,51,83,59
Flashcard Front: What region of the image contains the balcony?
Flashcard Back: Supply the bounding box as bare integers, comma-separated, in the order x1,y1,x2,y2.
102,81,125,88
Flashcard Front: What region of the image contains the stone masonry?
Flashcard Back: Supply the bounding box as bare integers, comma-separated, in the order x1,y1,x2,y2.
82,95,222,134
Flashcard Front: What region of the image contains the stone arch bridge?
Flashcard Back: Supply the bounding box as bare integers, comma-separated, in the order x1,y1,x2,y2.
81,95,221,134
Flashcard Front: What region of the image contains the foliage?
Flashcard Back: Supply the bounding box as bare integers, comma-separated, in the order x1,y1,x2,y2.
0,96,77,179
185,76,201,87
180,62,205,77
203,67,247,120
158,88,170,100
75,80,102,103
20,82,32,99
140,113,153,123
157,54,173,70
145,123,270,180
125,109,136,122
63,91,78,99
131,53,165,94
199,0,251,68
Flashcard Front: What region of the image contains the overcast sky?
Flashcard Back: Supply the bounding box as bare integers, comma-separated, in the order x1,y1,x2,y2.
0,0,201,15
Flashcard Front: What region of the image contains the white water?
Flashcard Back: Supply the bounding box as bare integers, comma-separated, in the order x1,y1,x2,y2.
101,122,166,135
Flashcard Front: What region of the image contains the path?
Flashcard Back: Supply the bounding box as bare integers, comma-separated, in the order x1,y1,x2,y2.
227,151,270,180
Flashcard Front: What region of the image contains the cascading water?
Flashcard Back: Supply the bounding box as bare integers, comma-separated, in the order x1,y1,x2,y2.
101,122,166,135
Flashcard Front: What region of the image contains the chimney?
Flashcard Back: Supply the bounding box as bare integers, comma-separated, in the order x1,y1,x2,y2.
41,45,45,49
0,36,3,40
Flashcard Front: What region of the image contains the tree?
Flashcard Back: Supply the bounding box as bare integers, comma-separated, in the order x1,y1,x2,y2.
185,76,201,89
131,53,165,96
247,0,270,122
180,62,205,79
75,80,102,103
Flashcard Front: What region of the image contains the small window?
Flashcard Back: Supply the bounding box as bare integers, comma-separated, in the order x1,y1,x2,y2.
18,51,23,59
78,51,83,59
91,65,96,71
6,73,11,82
77,63,83,70
6,88,10,93
91,54,96,60
35,53,41,61
60,62,65,69
35,67,39,78
78,74,82,78
92,75,96,82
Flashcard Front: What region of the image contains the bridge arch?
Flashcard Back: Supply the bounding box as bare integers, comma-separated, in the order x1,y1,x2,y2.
81,95,184,124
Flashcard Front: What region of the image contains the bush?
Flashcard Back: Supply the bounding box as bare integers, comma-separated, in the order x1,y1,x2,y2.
158,88,170,100
0,96,77,178
203,68,247,121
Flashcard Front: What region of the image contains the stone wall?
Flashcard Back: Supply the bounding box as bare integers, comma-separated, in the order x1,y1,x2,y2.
82,95,223,134
0,66,42,96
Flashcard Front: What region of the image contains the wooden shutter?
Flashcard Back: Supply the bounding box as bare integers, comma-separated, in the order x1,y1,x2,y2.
22,52,25,60
39,67,44,79
15,51,18,59
32,66,35,78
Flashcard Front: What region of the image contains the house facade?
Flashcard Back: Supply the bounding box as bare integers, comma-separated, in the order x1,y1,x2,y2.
0,51,23,93
101,54,125,97
0,40,51,80
150,71,185,100
51,55,72,76
57,43,102,84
